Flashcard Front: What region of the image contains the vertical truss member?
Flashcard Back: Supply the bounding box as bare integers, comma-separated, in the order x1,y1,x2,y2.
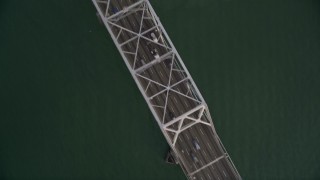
92,0,241,179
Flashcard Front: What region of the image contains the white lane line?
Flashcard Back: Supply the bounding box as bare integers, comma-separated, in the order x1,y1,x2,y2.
195,136,199,142
207,143,213,151
186,150,190,155
207,173,212,179
200,176,204,180
156,96,160,102
173,96,178,103
200,128,204,135
170,107,175,114
192,147,196,152
185,133,190,140
223,170,227,177
203,151,207,157
159,71,164,78
200,160,204,166
179,136,183,142
218,177,221,180
183,100,189,107
177,87,181,92
150,69,154,74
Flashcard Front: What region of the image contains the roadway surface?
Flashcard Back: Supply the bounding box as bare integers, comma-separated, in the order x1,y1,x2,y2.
101,0,240,179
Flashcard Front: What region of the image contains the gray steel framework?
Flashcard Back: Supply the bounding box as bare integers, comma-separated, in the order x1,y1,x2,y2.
92,0,241,179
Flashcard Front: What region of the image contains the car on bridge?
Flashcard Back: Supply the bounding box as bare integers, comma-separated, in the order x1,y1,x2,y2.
192,138,201,150
190,152,199,163
150,32,158,43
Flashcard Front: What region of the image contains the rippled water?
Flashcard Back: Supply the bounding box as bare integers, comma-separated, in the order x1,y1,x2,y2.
1,0,319,179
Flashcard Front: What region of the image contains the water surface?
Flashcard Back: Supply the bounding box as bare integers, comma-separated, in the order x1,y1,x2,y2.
0,0,319,179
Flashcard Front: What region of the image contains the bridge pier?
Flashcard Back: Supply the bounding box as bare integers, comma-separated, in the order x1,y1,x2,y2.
165,149,179,165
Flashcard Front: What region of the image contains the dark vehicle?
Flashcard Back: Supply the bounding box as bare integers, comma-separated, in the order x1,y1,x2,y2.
112,7,119,14
168,111,175,119
164,58,172,68
190,152,199,163
192,138,201,150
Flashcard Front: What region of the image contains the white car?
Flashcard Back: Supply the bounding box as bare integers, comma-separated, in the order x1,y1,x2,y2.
150,32,158,43
151,48,160,59
141,59,146,66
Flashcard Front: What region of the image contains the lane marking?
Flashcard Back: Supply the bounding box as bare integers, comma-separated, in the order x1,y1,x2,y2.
192,147,196,152
184,100,189,107
159,71,164,78
200,160,204,166
195,136,199,142
200,128,204,135
207,173,211,180
173,96,178,103
170,107,175,114
223,170,227,177
150,69,154,74
185,133,190,140
207,143,213,151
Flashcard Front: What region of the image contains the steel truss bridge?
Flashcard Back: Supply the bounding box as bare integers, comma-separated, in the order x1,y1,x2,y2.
92,0,241,179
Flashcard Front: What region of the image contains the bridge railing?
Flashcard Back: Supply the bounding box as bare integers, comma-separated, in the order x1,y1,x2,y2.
92,0,241,179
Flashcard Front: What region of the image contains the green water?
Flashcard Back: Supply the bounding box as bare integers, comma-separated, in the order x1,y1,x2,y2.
1,0,319,179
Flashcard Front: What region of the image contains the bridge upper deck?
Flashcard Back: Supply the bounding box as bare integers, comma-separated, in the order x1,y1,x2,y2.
92,0,241,179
